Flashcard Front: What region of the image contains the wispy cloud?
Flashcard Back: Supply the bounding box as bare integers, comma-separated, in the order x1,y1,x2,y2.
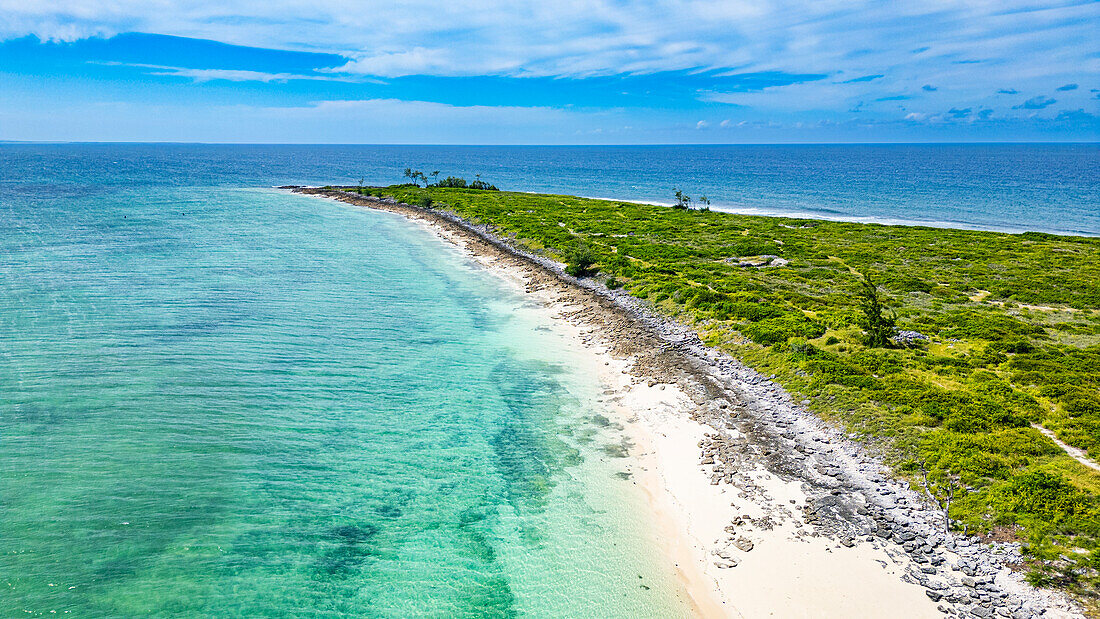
1055,108,1096,122
839,74,883,83
1013,95,1057,109
3,0,1098,84
1,0,1098,141
106,63,361,83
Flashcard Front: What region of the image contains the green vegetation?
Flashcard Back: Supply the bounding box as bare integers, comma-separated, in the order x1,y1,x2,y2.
336,183,1100,596
673,188,693,210
858,271,898,347
563,243,599,277
399,169,499,191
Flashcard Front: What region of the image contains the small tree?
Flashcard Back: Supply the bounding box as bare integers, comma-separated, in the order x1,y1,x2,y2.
918,462,958,535
437,176,467,188
563,244,599,277
428,170,440,186
857,270,897,347
469,179,498,190
698,195,711,211
673,189,692,210
403,168,423,187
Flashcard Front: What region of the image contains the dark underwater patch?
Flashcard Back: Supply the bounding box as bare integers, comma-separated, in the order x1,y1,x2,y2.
313,523,380,578
326,523,378,545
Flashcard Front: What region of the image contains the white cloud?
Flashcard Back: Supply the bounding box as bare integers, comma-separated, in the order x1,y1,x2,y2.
1,0,1096,129
112,63,360,83
334,47,463,77
1,0,1096,84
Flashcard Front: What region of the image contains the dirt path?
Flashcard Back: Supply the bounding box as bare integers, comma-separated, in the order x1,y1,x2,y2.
1032,423,1100,473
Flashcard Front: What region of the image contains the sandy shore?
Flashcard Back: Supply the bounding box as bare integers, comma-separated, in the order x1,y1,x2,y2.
287,187,1083,619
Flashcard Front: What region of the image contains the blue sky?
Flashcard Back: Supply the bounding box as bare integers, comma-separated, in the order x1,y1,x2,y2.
0,1,1097,143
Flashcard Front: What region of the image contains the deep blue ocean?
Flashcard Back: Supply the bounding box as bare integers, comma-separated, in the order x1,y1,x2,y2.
2,143,1098,235
0,143,1097,616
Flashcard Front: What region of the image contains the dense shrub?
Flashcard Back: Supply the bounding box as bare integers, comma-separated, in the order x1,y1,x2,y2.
436,176,468,188
563,245,599,277
727,239,777,256
742,314,825,345
714,301,784,322
997,471,1096,525
940,311,1045,341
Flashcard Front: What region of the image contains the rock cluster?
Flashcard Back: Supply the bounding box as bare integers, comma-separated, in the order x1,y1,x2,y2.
894,329,930,345
726,254,789,268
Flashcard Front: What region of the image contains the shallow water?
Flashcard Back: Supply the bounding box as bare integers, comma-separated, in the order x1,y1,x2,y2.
0,181,693,616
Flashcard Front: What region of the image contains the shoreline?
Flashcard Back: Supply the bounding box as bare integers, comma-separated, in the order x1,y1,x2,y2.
480,190,1099,238
287,186,1084,618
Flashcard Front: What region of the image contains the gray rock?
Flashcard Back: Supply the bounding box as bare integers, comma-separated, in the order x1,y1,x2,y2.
892,330,929,345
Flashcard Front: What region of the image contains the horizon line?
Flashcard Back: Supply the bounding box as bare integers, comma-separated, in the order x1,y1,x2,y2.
2,140,1098,147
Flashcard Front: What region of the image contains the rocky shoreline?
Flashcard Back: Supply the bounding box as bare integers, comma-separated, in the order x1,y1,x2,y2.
285,186,1081,619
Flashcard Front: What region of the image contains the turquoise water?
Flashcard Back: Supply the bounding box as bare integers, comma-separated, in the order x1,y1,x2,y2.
1,184,693,616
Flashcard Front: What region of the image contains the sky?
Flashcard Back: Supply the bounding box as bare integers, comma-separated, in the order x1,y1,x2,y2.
0,1,1098,143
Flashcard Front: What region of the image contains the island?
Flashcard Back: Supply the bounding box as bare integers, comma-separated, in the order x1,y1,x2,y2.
287,180,1100,617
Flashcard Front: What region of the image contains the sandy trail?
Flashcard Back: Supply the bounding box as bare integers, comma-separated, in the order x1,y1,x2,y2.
1033,423,1100,473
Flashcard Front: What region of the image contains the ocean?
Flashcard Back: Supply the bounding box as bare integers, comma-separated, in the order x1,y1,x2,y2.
2,143,1096,235
0,143,1096,616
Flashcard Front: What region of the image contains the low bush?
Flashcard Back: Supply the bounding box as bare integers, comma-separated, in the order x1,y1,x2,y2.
563,244,599,277
436,176,468,188
742,314,825,345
